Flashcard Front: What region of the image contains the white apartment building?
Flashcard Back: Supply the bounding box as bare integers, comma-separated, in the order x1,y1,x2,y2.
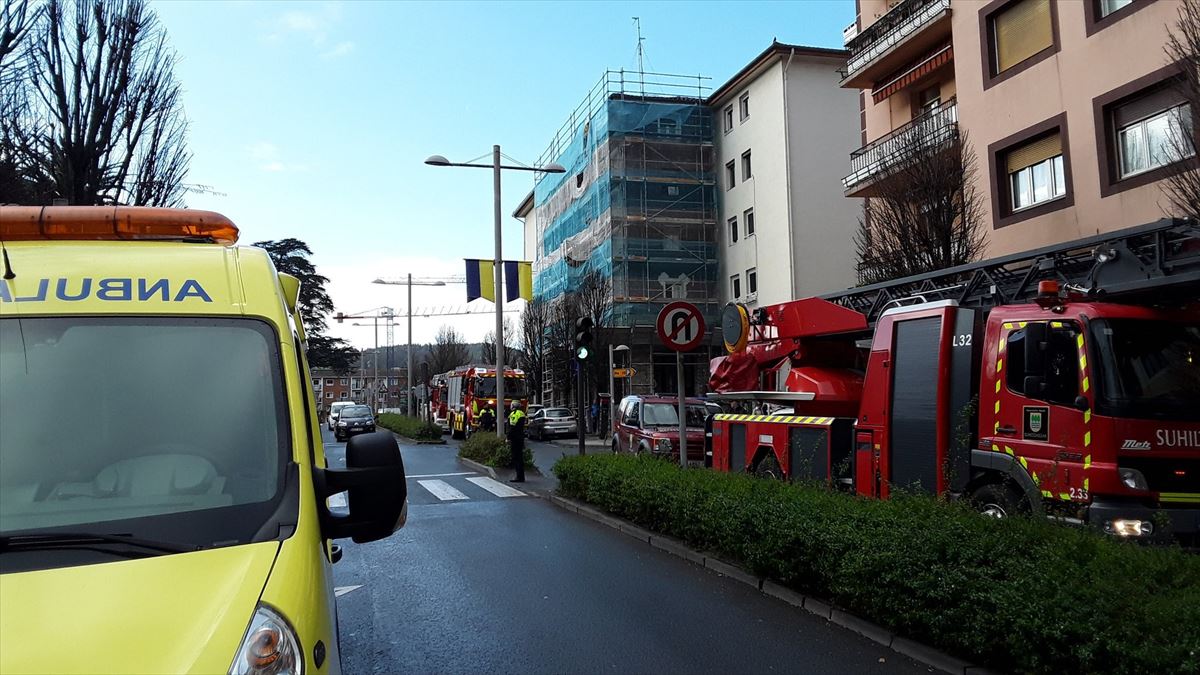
710,42,862,307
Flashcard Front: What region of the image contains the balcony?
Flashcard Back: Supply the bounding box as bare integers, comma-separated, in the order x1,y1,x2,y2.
842,0,951,89
843,98,957,196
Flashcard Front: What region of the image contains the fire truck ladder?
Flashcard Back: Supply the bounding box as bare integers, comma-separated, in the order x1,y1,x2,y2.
820,218,1200,326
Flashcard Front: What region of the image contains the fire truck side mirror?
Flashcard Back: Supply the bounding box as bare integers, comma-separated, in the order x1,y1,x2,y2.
1024,323,1048,376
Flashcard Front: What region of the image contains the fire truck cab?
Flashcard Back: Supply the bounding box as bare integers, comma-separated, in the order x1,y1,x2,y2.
445,365,528,439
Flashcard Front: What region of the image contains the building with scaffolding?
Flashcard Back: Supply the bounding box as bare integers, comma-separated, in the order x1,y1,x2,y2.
524,70,718,405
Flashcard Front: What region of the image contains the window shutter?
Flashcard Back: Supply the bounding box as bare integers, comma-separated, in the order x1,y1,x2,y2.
1006,131,1062,174
1114,85,1187,128
994,0,1053,73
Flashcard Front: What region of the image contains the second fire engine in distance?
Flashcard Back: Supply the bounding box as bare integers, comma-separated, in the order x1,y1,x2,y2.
707,219,1200,545
444,365,528,439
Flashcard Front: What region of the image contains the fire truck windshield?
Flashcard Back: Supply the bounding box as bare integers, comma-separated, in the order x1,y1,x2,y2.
1089,319,1200,421
474,376,526,399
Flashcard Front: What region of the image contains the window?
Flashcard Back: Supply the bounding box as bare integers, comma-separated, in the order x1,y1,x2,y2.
312,378,321,388
747,268,757,295
1116,101,1193,179
659,118,678,135
622,401,640,426
917,85,941,114
667,185,680,197
1099,0,1132,17
739,93,750,121
989,0,1053,75
1006,132,1065,211
728,216,738,244
725,161,736,190
731,274,741,299
325,378,335,386
724,105,734,133
743,208,755,236
1005,323,1081,406
741,150,752,181
340,392,348,400
339,378,348,385
325,392,333,399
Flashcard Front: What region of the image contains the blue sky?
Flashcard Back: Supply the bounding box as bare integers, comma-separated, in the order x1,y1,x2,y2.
154,0,854,346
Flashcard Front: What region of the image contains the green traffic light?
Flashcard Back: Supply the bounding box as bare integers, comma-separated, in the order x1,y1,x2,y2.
576,346,590,360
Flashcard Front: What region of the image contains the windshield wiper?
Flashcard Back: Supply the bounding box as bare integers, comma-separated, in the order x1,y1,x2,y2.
0,531,197,555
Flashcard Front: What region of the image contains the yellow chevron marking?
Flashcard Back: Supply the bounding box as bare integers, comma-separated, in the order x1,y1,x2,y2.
1004,446,1014,456
1033,472,1041,485
1079,355,1087,369
1084,410,1091,424
1084,431,1092,447
1051,321,1064,328
995,380,1002,393
1076,334,1084,349
1042,490,1053,498
994,401,1001,414
1084,478,1089,491
997,359,1004,372
998,338,1006,352
1019,321,1027,328
1019,456,1028,469
1003,322,1013,330
1059,492,1071,501
1084,454,1092,469
1082,377,1090,393
994,421,1000,433
991,444,999,452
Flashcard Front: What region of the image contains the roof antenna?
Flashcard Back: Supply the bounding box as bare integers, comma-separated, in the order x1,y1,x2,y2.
633,16,645,96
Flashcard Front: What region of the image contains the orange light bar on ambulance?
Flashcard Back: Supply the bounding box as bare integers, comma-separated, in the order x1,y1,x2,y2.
0,206,239,244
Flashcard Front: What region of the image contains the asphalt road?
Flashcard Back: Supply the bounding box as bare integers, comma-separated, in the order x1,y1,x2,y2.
324,426,927,674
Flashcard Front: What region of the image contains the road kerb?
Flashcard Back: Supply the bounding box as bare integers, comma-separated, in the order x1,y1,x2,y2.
458,457,497,479
830,609,893,648
548,495,578,513
618,521,654,543
761,580,806,609
703,557,761,590
892,638,973,675
802,596,832,620
649,535,705,565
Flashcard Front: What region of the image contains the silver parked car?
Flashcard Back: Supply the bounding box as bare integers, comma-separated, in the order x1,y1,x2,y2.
526,407,577,440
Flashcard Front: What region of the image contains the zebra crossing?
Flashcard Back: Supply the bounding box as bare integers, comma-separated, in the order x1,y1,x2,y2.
325,472,530,509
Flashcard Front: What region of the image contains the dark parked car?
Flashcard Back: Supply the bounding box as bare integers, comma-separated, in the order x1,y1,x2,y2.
526,407,577,440
334,404,376,441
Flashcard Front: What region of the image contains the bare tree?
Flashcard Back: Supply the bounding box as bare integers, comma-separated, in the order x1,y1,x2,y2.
0,0,48,203
1163,0,1200,220
854,130,986,285
426,325,469,376
518,298,550,403
2,0,190,206
481,317,517,365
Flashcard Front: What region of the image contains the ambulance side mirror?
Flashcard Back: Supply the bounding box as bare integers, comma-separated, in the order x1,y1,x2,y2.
315,432,407,544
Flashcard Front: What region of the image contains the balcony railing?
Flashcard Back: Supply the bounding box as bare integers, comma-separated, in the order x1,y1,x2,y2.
843,98,957,192
844,0,950,78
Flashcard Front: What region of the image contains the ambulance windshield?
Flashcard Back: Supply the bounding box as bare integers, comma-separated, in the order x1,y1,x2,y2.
0,317,291,553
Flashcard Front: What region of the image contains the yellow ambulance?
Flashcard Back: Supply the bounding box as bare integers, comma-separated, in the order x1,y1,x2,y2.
0,206,407,674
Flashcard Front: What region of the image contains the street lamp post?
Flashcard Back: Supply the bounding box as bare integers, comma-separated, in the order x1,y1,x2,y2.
609,344,629,440
372,276,447,417
425,148,565,439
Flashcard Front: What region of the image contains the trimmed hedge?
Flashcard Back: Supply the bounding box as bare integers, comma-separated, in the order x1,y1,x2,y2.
458,433,534,469
553,454,1200,675
376,413,442,441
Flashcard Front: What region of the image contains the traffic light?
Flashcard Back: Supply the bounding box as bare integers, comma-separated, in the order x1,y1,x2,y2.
574,316,594,361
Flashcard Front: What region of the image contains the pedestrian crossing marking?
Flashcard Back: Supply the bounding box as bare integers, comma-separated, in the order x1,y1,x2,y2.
466,476,527,498
407,471,477,479
334,585,363,598
417,479,469,501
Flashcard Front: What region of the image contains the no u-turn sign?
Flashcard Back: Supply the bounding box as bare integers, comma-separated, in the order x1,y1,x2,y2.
656,302,706,352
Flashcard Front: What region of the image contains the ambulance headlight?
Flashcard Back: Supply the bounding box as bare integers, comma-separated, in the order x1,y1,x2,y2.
229,604,303,675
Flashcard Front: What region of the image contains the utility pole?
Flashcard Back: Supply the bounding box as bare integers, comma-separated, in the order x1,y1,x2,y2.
407,273,414,417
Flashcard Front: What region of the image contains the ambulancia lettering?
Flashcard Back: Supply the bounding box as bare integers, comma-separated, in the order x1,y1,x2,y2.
1156,429,1200,448
0,278,212,303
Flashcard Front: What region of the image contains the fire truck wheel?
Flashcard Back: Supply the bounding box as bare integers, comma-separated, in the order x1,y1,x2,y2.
754,454,782,480
970,483,1024,518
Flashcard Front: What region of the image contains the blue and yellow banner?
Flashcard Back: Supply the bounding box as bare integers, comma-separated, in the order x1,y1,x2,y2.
504,261,533,302
464,259,495,302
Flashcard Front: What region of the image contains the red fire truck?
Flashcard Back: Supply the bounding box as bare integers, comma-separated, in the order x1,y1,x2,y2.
444,365,528,439
707,219,1200,544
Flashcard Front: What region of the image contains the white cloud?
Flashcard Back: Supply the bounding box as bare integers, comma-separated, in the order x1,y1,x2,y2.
247,142,307,173
320,41,355,59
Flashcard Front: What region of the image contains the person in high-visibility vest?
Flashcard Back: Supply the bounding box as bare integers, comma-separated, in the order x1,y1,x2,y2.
506,401,526,483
